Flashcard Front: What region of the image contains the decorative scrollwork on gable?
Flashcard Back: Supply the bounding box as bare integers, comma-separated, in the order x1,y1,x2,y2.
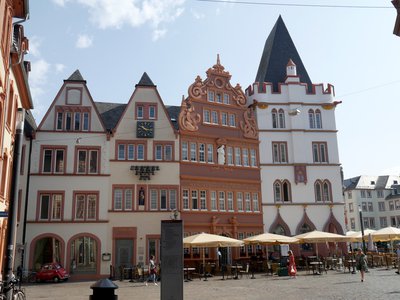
188,75,206,99
178,98,201,132
232,84,247,107
240,107,258,139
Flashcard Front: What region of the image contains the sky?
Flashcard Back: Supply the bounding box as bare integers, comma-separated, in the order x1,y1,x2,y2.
24,0,400,179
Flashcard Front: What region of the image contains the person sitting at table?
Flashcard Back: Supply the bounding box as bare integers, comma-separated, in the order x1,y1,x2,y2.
288,250,297,279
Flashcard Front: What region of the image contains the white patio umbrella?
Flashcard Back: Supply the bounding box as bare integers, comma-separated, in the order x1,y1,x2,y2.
243,233,299,245
293,230,349,257
347,229,376,242
183,232,243,279
371,227,400,252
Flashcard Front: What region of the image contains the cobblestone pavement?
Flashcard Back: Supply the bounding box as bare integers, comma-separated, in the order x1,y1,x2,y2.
22,267,400,300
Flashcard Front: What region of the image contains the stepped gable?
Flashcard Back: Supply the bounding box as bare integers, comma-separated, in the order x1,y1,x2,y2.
64,69,86,83
95,102,126,131
255,15,312,92
136,72,155,87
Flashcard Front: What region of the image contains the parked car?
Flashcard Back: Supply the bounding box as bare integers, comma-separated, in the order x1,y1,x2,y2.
36,263,69,283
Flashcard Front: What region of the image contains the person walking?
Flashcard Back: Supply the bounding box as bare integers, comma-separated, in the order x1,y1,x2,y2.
355,248,368,282
288,250,297,278
146,255,158,286
396,244,400,275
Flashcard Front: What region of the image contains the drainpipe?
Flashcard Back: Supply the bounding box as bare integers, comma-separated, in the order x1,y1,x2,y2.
20,132,32,270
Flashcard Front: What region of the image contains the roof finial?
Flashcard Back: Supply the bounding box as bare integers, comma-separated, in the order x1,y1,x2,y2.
217,54,220,65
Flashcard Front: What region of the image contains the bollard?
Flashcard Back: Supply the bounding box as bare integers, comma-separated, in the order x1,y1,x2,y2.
90,278,118,300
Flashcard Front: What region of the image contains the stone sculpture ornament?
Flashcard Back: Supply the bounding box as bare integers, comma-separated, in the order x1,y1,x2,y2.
240,107,258,139
178,98,201,132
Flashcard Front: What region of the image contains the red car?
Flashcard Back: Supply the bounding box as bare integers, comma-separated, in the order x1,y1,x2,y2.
36,263,69,283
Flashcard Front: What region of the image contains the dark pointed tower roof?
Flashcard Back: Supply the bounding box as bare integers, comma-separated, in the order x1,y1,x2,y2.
64,69,86,83
255,16,312,92
136,72,155,87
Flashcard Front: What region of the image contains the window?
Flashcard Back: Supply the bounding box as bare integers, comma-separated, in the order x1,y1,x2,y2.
38,193,63,221
308,109,322,129
77,148,99,174
204,110,210,123
391,216,396,227
361,190,366,198
237,192,243,211
199,144,205,162
211,191,217,211
272,109,278,128
363,217,369,229
272,142,287,163
182,142,188,161
70,236,97,274
160,190,167,210
192,190,198,210
169,190,177,210
56,112,63,130
252,193,259,212
113,187,133,211
315,180,331,202
200,190,207,210
127,145,135,160
207,144,214,163
154,143,173,161
74,193,98,221
212,111,218,124
274,180,291,202
55,109,90,131
42,147,66,174
380,217,388,228
361,202,367,212
208,91,215,102
389,201,395,211
245,193,251,212
312,142,328,163
229,114,236,127
235,147,241,166
66,112,72,131
117,142,146,161
272,109,285,128
190,143,197,161
347,191,352,199
250,149,257,167
74,112,81,130
350,218,355,230
349,203,354,213
396,200,400,210
137,144,144,160
83,112,89,131
368,202,373,212
227,147,233,165
367,191,372,198
182,190,189,210
227,192,234,211
221,112,228,126
369,217,375,228
223,93,230,104
219,191,225,211
118,144,125,160
216,93,222,103
150,189,158,210
243,149,249,167
137,106,144,119
378,202,385,211
377,190,384,198
278,109,285,128
149,106,156,119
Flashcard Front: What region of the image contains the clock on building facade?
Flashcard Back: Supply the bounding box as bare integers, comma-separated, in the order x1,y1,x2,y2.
136,121,154,138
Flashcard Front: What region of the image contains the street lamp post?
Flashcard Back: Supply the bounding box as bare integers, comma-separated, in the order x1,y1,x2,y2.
358,205,367,253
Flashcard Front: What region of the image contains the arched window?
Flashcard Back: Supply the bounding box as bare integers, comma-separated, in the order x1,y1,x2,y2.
315,109,322,128
273,180,291,202
308,109,315,129
70,235,98,274
271,109,278,128
278,109,285,128
273,224,286,236
315,181,322,202
315,180,332,202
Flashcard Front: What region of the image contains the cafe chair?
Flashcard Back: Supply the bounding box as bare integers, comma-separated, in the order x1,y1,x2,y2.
239,263,250,279
226,265,233,279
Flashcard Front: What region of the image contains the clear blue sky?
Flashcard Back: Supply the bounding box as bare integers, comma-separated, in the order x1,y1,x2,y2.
24,0,400,179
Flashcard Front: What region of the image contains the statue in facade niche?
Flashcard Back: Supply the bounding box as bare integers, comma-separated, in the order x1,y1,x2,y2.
217,145,225,165
178,98,201,132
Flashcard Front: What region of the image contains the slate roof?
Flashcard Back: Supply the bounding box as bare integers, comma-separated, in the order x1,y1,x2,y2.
65,69,86,83
165,106,181,130
24,109,37,137
136,72,155,87
255,15,313,92
343,176,361,191
95,102,126,131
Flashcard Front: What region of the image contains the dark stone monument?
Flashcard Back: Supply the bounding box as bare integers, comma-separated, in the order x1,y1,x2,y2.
161,220,183,300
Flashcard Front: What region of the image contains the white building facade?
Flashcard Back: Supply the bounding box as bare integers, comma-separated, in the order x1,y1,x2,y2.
344,175,400,232
246,17,345,255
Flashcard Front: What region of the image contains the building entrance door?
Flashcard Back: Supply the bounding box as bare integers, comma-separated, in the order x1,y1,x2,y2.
115,239,134,268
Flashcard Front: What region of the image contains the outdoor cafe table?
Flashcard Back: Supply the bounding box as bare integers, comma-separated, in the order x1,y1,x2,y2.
309,261,323,275
183,267,196,282
231,264,243,279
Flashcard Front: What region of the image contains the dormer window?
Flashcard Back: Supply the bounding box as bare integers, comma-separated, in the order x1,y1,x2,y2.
55,107,90,131
135,103,157,120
